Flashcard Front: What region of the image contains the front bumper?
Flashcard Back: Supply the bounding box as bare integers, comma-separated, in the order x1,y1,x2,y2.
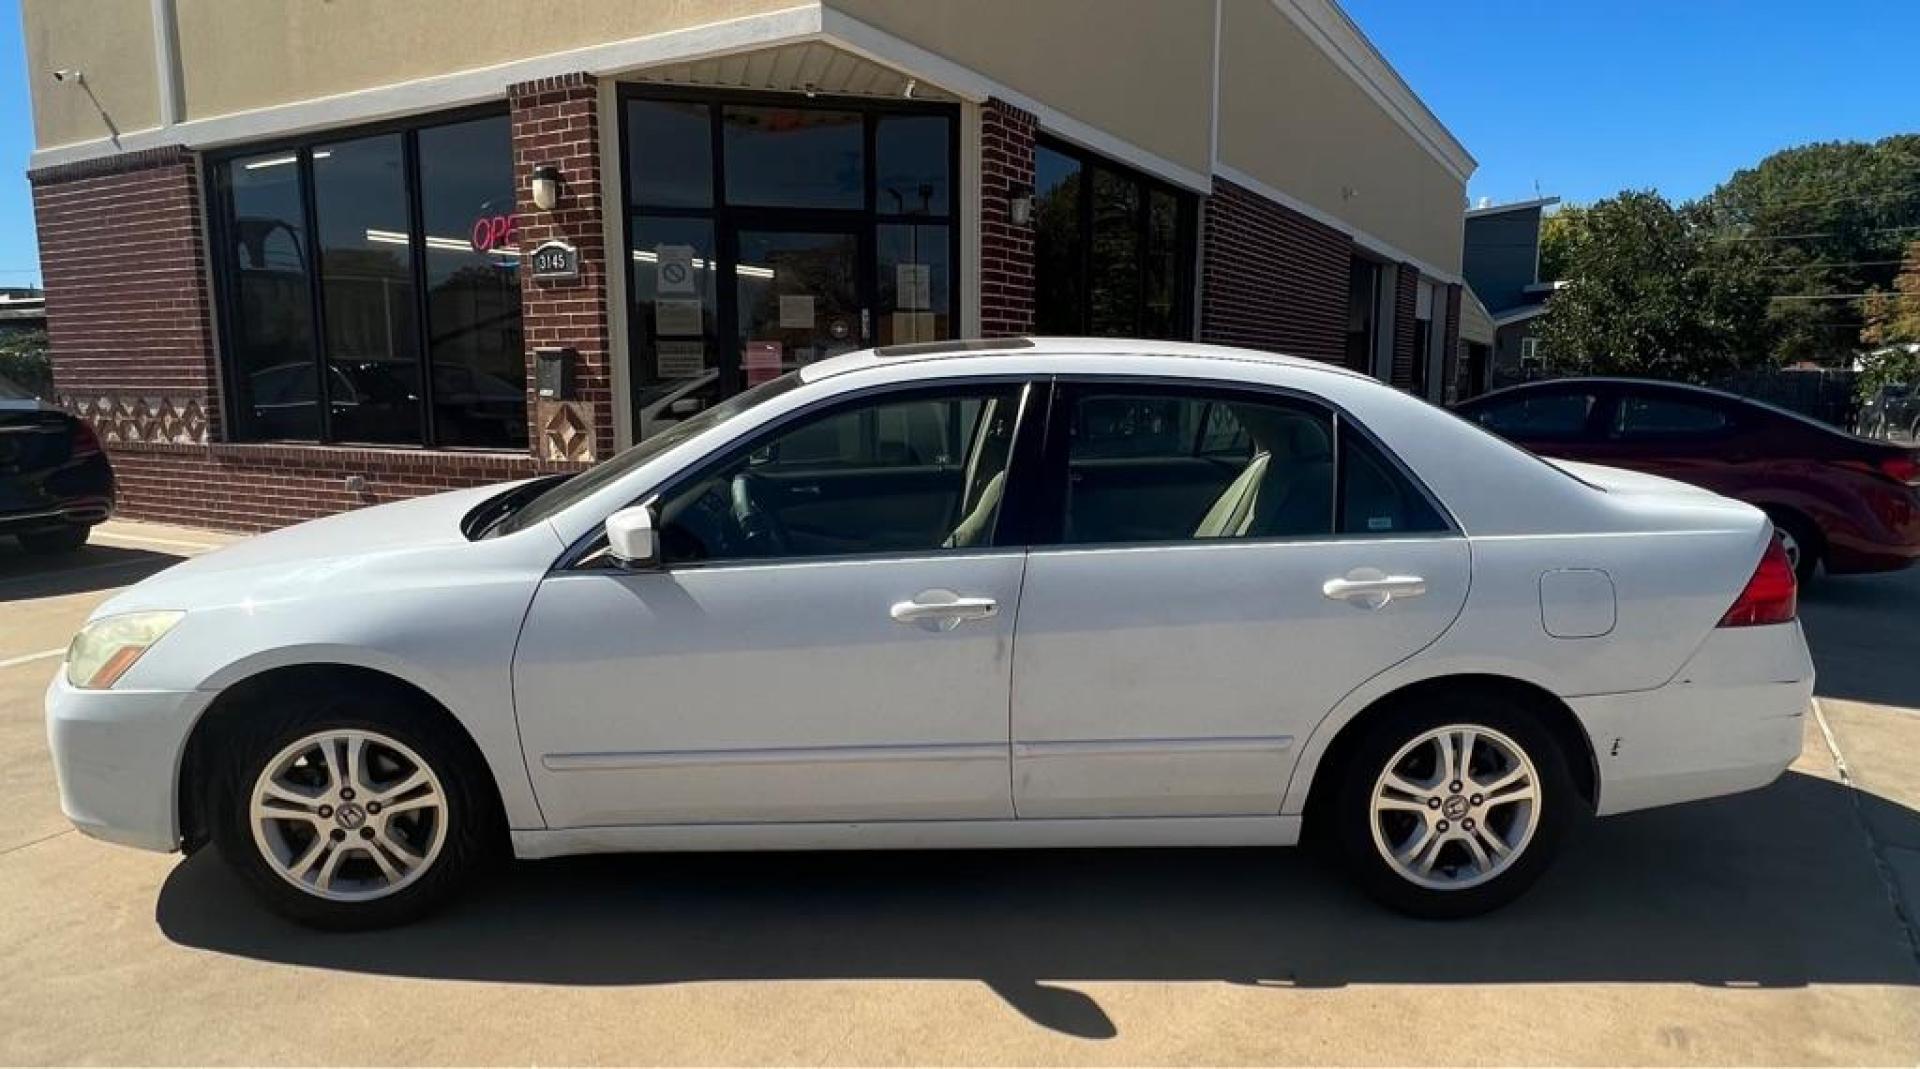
44,672,210,853
1572,621,1815,817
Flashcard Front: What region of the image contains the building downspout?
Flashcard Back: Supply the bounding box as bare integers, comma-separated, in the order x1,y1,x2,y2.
150,0,183,128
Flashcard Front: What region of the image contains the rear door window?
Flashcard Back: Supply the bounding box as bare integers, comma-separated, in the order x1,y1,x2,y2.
1611,394,1732,438
1470,390,1600,440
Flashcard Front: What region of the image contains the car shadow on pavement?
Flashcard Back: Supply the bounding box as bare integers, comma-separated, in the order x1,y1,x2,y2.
1798,573,1920,710
0,541,184,602
156,770,1920,1039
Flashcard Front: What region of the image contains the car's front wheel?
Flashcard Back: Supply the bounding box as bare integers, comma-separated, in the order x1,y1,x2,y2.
1332,695,1581,918
209,693,498,929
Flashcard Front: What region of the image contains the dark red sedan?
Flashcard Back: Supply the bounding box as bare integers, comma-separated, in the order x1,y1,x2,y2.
1455,378,1920,582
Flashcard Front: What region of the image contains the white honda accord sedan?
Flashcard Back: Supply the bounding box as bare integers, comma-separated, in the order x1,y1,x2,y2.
48,339,1812,929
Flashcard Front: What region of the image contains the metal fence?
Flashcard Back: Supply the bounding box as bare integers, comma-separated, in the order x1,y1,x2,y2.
1713,368,1860,430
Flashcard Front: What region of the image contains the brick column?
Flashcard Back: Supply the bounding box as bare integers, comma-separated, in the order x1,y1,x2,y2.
510,73,613,462
1199,177,1352,363
1389,264,1419,389
30,146,221,444
979,99,1037,337
1441,282,1463,402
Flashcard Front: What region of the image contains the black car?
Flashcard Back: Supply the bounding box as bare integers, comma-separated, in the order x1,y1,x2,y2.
1859,382,1919,442
0,373,113,553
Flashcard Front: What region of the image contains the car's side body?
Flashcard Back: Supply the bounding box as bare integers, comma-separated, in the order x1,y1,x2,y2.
1455,378,1920,575
49,342,1809,876
0,383,114,548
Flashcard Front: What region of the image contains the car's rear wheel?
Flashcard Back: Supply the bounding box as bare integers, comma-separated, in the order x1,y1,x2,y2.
1764,509,1821,585
1332,695,1580,918
18,526,88,553
209,692,498,930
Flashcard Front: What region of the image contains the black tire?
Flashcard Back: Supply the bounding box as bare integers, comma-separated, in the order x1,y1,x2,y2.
1331,692,1583,919
18,526,89,553
1764,508,1821,586
208,688,501,930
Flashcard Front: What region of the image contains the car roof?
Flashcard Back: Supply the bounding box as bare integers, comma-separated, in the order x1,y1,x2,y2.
800,336,1379,385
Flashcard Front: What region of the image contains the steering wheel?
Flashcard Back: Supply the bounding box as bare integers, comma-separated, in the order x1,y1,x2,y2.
729,472,792,557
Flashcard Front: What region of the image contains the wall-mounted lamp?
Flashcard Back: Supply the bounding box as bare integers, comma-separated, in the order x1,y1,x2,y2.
530,164,563,212
1008,181,1034,227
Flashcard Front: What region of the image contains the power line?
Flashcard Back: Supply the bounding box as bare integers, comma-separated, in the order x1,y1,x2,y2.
1768,292,1899,301
1712,224,1920,242
1715,185,1920,211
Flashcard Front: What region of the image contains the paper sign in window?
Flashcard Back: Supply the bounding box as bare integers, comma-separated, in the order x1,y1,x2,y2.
745,340,784,386
896,263,931,310
654,298,703,336
656,340,706,379
778,294,816,328
892,311,938,343
655,244,697,296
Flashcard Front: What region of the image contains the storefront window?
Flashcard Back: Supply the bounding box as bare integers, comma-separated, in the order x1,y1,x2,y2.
1032,136,1196,339
878,224,951,345
876,115,949,217
225,150,322,441
418,115,524,448
722,106,864,210
626,100,713,209
212,109,522,448
312,133,420,444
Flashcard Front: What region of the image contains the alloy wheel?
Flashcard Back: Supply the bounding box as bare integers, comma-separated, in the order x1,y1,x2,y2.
1369,724,1541,891
248,728,449,902
1776,527,1802,574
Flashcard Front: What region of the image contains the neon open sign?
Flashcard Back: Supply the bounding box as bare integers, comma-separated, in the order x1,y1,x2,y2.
470,214,519,253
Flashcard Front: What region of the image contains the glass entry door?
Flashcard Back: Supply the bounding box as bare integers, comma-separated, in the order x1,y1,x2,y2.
731,226,867,388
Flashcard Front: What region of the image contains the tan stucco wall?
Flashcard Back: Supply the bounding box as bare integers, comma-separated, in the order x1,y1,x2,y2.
23,0,162,149
1217,0,1463,272
828,0,1214,180
169,0,800,126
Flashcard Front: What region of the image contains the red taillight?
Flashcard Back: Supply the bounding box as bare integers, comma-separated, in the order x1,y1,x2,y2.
1880,454,1920,487
69,418,102,458
1718,535,1798,627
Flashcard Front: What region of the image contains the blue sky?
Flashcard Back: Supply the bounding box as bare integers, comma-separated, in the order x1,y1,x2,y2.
2,1,1917,287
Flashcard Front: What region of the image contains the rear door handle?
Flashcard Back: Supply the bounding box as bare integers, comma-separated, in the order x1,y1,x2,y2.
890,589,999,631
1322,573,1427,609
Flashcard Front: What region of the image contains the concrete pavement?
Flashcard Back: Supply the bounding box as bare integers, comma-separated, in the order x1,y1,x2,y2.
1,520,1918,1064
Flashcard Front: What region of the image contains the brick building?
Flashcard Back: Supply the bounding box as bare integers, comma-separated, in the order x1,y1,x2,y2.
23,0,1475,530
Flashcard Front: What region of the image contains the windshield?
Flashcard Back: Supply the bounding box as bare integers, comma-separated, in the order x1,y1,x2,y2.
486,371,804,538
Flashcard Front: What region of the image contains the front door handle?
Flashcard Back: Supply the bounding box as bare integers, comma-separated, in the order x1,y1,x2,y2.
1322,571,1427,609
890,589,999,631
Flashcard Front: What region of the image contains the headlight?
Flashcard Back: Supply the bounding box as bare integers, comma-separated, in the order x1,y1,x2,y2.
65,611,185,690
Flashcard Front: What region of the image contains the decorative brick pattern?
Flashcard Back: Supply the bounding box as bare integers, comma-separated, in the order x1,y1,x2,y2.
104,443,587,532
66,394,211,445
1389,264,1419,389
511,72,613,462
1199,177,1352,364
979,99,1037,337
1441,283,1462,402
536,399,595,462
30,146,223,441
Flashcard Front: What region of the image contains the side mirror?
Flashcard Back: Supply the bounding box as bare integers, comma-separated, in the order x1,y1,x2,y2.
604,505,659,569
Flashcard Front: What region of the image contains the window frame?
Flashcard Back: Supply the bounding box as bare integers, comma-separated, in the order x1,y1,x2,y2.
617,85,963,411
1026,376,1459,550
1031,135,1199,340
204,103,519,450
562,375,1049,572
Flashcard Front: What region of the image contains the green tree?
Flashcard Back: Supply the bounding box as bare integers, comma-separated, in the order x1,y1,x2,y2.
0,328,52,398
1857,239,1920,398
1536,202,1585,283
1538,191,1772,382
1697,135,1920,363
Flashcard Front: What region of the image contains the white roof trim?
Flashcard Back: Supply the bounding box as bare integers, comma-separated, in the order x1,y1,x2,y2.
1268,0,1476,185
1493,304,1550,327
31,5,825,169
1214,163,1462,286
1465,195,1561,219
819,6,1212,192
